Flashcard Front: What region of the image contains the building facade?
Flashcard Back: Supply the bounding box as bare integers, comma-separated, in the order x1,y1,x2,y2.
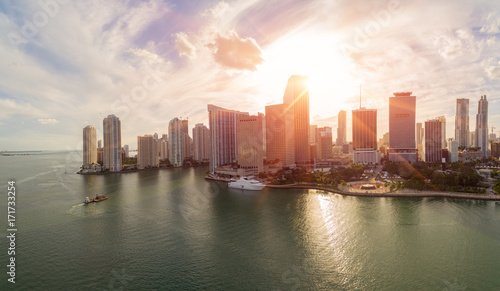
83,125,97,167
265,104,286,166
352,108,379,164
193,123,210,163
388,92,416,163
103,114,122,172
283,75,310,165
476,95,488,158
455,98,469,148
168,118,189,166
336,110,346,146
208,104,249,173
137,135,159,169
236,114,264,175
424,118,443,163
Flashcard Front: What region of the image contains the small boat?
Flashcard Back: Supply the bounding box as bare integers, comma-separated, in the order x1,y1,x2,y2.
228,176,266,191
84,194,109,204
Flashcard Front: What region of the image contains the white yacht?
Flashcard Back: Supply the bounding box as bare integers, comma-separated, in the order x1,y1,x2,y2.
228,176,266,191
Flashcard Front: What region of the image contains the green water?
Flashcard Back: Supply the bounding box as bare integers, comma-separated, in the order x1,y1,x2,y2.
1,151,500,290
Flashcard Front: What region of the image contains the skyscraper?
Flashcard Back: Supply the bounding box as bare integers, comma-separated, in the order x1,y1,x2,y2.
283,75,310,165
208,104,249,173
352,108,379,164
265,104,286,166
437,116,446,149
388,92,416,162
424,118,443,163
455,98,469,148
476,95,488,157
236,114,264,175
103,114,122,172
168,117,189,166
336,110,346,146
317,127,333,159
193,123,210,163
137,135,159,169
82,125,97,167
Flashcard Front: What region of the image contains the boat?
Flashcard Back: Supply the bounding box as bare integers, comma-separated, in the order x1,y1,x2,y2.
84,194,109,204
228,176,266,191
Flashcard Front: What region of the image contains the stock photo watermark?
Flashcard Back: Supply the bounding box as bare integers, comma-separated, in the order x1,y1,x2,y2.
340,0,404,57
6,180,17,284
7,0,69,49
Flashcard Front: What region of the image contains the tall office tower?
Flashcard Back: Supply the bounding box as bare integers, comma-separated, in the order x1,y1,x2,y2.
193,123,210,163
352,108,379,164
153,133,158,140
123,144,129,158
455,98,469,148
168,118,189,166
336,110,347,146
137,135,159,169
424,118,443,163
97,139,102,149
83,125,97,167
103,114,122,172
265,104,286,165
237,114,264,175
208,104,249,173
437,116,446,149
388,92,416,162
309,125,318,144
318,127,333,159
475,95,488,157
283,75,310,165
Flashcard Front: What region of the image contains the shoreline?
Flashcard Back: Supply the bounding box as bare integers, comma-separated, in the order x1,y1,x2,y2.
77,164,208,175
266,184,500,201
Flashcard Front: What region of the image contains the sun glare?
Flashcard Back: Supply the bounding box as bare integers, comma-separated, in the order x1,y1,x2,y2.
258,32,360,118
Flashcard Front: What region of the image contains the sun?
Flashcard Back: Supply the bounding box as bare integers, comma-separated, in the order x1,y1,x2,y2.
256,31,360,118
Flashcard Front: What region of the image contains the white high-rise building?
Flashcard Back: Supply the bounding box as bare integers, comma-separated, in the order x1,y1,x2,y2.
168,118,189,166
137,135,159,169
193,123,210,163
83,125,97,167
208,105,249,173
455,98,469,148
103,114,122,172
476,95,488,158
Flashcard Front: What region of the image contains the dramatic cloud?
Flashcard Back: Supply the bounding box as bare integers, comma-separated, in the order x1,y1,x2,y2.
174,32,197,59
209,31,264,71
37,118,58,125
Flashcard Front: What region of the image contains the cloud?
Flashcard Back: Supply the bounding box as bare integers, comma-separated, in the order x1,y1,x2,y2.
209,31,264,71
174,32,197,59
37,118,59,125
202,1,229,18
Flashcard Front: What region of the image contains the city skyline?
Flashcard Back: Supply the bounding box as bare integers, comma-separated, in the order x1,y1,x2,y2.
1,1,500,151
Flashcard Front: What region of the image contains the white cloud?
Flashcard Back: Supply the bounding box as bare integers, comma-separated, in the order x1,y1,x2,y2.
174,32,197,59
202,1,229,18
37,118,58,125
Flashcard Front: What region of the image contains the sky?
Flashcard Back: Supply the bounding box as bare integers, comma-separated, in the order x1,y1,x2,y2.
1,0,500,151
